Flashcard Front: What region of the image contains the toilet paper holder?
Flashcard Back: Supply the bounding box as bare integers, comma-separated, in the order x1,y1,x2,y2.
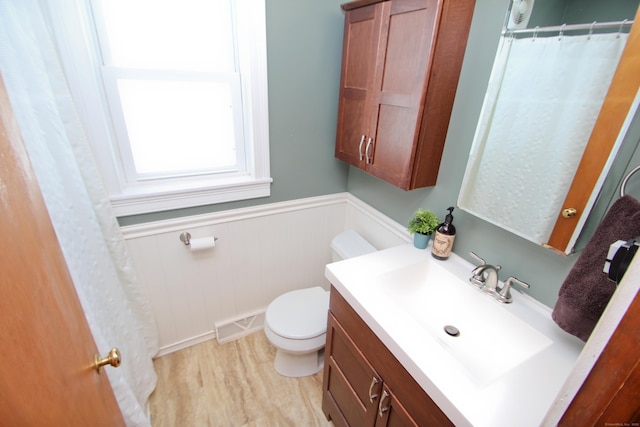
179,232,218,246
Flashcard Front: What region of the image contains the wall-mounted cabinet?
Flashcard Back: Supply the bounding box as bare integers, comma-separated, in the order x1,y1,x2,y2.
322,288,453,426
335,0,475,190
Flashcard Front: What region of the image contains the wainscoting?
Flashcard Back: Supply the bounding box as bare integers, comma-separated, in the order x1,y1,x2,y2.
122,193,410,356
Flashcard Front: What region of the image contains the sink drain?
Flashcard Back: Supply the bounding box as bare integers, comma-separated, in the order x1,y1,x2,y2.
444,325,460,337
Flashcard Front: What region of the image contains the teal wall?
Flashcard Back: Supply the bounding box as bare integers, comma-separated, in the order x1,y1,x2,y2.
528,0,637,27
120,0,639,308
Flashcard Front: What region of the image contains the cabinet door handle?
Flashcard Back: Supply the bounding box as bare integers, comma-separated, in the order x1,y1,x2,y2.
378,389,390,417
368,376,380,403
365,137,373,164
358,135,366,161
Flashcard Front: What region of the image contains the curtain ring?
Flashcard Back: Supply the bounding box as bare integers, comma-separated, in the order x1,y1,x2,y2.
588,21,597,39
558,23,566,41
618,19,628,38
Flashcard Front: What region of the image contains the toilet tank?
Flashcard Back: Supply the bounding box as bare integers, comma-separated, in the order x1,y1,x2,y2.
331,229,377,262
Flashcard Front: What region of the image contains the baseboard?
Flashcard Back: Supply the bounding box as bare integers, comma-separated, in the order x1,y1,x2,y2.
155,331,217,358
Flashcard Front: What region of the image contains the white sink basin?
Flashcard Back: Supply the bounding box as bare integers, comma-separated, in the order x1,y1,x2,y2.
369,260,553,385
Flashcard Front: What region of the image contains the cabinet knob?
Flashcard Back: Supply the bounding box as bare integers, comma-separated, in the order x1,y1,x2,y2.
358,135,366,161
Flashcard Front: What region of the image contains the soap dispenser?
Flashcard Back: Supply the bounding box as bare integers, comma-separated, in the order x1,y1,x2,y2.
432,207,456,260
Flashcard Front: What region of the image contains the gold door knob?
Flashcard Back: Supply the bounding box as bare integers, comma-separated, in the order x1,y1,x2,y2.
94,348,121,373
562,208,577,218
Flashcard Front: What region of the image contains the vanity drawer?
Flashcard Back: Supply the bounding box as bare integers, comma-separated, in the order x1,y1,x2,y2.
322,287,453,426
324,313,381,427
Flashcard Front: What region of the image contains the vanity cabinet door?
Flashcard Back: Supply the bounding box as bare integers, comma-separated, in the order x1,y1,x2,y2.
322,313,382,427
335,0,475,190
374,385,419,427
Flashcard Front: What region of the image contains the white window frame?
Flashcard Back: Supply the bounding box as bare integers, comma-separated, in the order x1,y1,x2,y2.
43,0,271,216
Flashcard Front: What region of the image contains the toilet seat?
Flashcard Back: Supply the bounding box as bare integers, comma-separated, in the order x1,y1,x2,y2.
265,286,330,340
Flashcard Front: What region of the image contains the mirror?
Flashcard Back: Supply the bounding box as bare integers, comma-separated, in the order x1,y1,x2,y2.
458,0,640,255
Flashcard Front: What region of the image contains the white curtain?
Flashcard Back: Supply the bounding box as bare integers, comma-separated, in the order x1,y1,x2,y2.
458,33,628,245
0,2,158,426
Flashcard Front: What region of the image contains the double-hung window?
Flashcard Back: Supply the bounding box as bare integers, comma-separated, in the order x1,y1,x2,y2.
49,0,271,216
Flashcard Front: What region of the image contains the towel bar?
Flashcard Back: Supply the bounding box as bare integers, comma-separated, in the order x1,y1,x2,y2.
620,164,640,197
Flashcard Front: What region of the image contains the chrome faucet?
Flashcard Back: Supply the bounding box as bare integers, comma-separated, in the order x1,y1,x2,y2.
469,252,501,295
468,252,530,304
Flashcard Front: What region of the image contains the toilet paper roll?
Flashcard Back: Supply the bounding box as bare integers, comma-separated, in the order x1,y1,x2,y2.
189,236,216,252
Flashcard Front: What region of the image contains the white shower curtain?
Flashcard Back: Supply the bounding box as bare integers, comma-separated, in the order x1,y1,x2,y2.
0,2,158,426
458,32,628,244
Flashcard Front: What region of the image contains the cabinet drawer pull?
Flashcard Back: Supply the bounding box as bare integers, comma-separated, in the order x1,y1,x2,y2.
378,389,390,417
358,135,366,161
365,137,373,164
368,376,380,403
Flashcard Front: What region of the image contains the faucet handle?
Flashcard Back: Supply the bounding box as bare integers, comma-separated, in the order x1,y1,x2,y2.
469,252,486,287
469,252,502,288
469,251,486,265
497,276,530,304
469,252,502,270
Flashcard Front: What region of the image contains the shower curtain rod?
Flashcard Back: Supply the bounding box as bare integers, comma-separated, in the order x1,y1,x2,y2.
503,19,634,36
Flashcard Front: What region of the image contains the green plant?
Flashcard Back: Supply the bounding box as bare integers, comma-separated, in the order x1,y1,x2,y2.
407,209,440,235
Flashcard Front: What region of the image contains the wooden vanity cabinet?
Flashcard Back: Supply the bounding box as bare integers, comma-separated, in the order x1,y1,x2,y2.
335,0,475,190
322,287,453,427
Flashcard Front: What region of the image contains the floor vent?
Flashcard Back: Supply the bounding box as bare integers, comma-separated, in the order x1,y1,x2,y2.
215,311,265,344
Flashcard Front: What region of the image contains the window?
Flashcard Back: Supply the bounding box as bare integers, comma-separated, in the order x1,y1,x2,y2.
47,0,271,216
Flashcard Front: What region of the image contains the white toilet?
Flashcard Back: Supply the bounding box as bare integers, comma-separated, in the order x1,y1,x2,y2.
264,230,376,377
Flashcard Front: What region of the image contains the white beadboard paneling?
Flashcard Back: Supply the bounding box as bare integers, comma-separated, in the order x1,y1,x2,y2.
157,231,210,344
123,194,347,353
345,194,411,249
226,219,266,321
122,193,405,354
127,237,179,348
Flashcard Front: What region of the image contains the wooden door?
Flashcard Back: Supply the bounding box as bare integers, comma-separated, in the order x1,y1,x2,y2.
335,3,386,168
0,77,124,425
547,5,640,253
559,287,640,425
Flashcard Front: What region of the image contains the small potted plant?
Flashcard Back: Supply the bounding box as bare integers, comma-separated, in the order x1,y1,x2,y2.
408,208,440,249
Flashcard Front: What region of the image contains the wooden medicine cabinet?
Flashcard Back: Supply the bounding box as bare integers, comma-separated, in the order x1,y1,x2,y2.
334,0,476,190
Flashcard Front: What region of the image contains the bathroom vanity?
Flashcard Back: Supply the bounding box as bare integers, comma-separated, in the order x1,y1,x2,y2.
321,244,585,427
322,288,453,426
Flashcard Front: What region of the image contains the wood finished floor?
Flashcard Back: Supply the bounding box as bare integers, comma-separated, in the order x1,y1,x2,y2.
149,332,333,426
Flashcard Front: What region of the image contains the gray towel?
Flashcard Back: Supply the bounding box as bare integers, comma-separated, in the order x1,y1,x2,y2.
552,195,640,341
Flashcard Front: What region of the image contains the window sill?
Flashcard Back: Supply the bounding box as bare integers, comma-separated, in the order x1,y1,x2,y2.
110,176,273,217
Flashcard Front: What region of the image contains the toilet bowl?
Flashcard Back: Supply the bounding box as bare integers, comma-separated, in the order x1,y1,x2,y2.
264,230,376,377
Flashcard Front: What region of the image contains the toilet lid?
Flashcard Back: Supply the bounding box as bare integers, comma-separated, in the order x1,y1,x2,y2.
266,287,330,340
